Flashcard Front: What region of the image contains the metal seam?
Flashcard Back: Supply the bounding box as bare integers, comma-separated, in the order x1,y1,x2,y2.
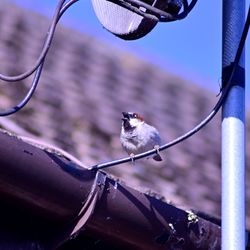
70,171,107,236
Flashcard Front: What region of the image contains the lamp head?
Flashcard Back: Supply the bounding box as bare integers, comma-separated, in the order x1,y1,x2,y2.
91,0,182,40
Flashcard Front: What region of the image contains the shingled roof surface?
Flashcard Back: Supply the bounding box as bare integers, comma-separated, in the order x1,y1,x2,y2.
0,0,249,228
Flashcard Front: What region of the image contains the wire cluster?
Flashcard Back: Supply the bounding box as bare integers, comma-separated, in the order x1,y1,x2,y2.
0,0,79,116
108,0,198,22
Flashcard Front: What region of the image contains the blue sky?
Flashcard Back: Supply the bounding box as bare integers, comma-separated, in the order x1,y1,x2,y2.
10,0,250,102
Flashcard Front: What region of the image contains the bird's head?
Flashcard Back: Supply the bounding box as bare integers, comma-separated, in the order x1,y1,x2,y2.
121,112,144,130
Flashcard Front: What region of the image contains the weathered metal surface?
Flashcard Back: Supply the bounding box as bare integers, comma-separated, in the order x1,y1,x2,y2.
82,178,221,249
0,131,96,221
0,130,223,249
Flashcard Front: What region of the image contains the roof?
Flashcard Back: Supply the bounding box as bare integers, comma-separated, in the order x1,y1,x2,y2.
0,0,250,246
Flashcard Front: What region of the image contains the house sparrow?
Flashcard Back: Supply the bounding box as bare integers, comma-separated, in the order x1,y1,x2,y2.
120,112,162,161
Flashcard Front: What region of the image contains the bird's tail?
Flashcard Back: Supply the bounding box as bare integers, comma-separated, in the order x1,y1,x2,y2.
153,154,162,161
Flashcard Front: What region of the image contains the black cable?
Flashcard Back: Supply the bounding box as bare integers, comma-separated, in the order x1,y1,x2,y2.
0,61,44,116
0,0,78,116
59,0,79,18
120,0,175,20
108,0,160,21
107,0,198,22
0,0,67,82
178,0,198,20
89,4,250,171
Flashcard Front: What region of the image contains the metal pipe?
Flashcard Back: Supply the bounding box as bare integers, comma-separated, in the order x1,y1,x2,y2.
0,131,96,221
222,1,246,249
78,178,222,249
0,130,223,249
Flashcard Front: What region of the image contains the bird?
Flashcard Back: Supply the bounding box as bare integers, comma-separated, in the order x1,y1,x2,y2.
120,112,162,162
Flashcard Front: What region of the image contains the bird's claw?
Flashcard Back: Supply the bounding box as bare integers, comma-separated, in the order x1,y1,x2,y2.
129,153,135,165
154,145,160,154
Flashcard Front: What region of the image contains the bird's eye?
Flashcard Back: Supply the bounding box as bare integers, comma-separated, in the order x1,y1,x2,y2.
133,113,138,118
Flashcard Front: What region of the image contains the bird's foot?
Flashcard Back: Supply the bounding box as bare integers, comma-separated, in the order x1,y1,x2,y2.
129,153,136,165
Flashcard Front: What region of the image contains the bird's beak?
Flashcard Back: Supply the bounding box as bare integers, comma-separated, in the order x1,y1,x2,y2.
122,112,130,120
121,112,134,130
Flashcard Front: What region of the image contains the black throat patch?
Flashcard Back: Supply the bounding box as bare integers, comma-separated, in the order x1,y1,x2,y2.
123,119,134,131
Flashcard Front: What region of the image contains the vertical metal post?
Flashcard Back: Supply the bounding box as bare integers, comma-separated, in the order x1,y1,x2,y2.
222,1,246,250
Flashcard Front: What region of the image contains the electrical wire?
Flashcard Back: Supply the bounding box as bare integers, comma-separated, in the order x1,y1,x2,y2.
0,61,44,116
108,0,198,22
0,0,68,82
59,0,79,18
178,0,198,19
0,0,194,116
0,0,78,116
89,4,250,171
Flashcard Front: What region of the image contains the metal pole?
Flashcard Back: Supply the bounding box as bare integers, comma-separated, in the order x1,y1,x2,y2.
222,1,246,249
